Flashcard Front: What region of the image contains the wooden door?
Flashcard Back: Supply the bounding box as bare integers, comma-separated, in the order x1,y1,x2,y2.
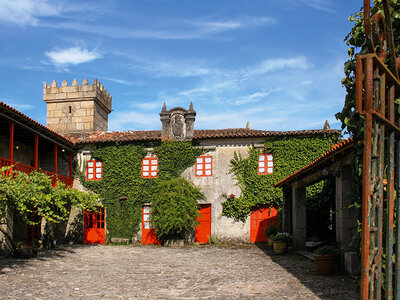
141,205,161,245
250,205,278,243
84,207,105,244
195,204,211,243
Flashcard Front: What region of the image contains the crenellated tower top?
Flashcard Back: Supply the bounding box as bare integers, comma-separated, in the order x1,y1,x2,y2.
44,78,112,134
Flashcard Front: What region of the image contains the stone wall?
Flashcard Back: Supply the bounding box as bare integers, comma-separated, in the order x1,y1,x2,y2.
44,79,111,134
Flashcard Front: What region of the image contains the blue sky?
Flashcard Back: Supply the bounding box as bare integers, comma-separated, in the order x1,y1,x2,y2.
0,0,362,132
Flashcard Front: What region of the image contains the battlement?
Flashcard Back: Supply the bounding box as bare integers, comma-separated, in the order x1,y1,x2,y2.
43,78,112,113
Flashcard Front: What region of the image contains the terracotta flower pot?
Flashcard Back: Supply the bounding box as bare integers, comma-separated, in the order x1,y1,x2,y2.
313,254,337,274
273,241,288,254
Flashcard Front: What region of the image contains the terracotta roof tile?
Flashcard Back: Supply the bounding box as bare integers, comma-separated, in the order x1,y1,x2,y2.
274,137,354,188
66,128,341,144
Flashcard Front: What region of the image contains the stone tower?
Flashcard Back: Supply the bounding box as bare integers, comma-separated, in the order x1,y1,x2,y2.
160,102,196,140
43,78,112,134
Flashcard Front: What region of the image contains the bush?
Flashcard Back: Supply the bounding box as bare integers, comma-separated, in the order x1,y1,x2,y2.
151,178,203,240
273,232,292,243
265,225,278,237
314,245,337,255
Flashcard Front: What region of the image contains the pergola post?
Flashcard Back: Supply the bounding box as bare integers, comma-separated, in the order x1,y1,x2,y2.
34,134,39,170
9,120,14,162
69,151,73,184
53,144,58,187
292,184,306,249
282,187,292,233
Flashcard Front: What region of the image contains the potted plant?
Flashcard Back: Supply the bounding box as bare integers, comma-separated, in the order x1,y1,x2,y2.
313,246,338,274
272,232,291,254
264,225,278,247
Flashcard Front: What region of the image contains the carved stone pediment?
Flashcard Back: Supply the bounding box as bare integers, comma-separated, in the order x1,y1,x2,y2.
160,102,196,140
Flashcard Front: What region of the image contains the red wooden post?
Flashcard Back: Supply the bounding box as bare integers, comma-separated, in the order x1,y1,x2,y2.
34,134,39,170
53,144,58,187
9,120,14,162
69,151,73,186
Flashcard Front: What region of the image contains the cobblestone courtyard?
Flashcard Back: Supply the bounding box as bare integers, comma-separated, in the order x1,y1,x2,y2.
0,245,358,299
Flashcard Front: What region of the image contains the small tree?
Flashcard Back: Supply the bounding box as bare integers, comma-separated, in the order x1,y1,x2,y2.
151,177,203,241
0,167,99,252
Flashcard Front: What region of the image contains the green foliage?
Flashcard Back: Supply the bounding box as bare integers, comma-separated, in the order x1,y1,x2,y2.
0,167,98,225
273,232,292,243
151,178,203,240
314,245,338,255
208,235,223,245
264,225,278,237
222,135,339,222
80,141,203,240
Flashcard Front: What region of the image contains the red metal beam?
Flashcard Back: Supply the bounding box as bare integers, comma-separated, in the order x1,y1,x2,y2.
8,120,14,163
34,134,39,170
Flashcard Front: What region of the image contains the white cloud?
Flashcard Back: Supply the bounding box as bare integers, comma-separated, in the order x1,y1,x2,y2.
0,0,60,26
45,47,102,66
242,56,310,77
233,91,273,106
1,98,34,110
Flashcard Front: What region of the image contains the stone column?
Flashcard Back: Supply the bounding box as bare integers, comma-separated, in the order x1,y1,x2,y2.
282,187,292,233
335,165,356,250
292,184,306,249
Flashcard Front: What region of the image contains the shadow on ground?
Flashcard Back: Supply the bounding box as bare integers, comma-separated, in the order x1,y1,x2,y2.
255,243,359,300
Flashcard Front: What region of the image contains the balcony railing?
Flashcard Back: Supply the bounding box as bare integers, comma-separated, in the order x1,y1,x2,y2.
0,156,72,187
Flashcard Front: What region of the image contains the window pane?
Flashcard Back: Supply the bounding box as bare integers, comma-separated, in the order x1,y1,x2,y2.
143,206,150,214
96,162,102,167
143,171,149,177
259,155,265,161
205,157,212,163
259,168,265,173
267,161,273,167
151,172,157,177
88,168,93,173
259,161,265,167
197,157,203,163
151,165,157,171
144,214,150,221
197,164,203,170
95,174,101,179
96,168,102,173
144,222,150,229
205,163,212,169
143,159,149,165
150,159,157,165
205,170,212,176
267,154,273,161
267,167,273,173
88,162,94,167
88,174,94,179
196,170,203,176
143,165,149,171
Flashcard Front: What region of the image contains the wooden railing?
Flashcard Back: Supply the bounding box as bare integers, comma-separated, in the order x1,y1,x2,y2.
0,156,72,187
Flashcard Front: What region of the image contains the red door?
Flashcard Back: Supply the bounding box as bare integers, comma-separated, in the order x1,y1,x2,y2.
142,205,161,245
195,204,211,243
250,205,278,243
84,207,105,244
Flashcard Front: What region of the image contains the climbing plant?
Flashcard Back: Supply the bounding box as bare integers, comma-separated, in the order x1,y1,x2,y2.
222,135,339,222
80,141,203,240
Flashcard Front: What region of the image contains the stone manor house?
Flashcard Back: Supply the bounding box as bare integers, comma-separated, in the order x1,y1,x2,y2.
1,79,344,247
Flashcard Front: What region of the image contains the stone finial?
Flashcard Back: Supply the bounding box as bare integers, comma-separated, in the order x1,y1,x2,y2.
43,81,47,88
160,102,196,140
162,102,167,112
62,80,68,87
82,78,88,85
188,101,194,112
72,78,78,86
246,121,250,129
51,80,57,87
323,120,330,130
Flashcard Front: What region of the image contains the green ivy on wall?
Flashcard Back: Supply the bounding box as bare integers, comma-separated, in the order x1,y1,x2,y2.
222,134,339,223
80,141,203,240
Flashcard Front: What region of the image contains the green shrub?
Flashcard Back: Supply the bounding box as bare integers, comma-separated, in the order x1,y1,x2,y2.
273,232,292,243
265,225,278,237
151,178,203,240
314,245,337,255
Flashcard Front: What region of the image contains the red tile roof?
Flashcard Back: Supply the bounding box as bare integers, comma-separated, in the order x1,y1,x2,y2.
0,101,74,147
66,128,341,144
274,137,354,188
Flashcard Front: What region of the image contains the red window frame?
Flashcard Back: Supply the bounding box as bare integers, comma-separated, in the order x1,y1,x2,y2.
142,157,158,178
86,160,103,180
195,156,213,177
258,154,273,175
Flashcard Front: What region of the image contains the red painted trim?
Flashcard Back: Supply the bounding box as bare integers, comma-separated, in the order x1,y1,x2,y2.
86,160,102,181
195,155,213,177
34,134,39,170
258,153,273,175
53,144,58,187
9,120,14,162
69,151,73,182
142,157,158,178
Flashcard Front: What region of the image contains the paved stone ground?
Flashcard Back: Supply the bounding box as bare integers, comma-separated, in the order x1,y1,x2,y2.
0,245,359,299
